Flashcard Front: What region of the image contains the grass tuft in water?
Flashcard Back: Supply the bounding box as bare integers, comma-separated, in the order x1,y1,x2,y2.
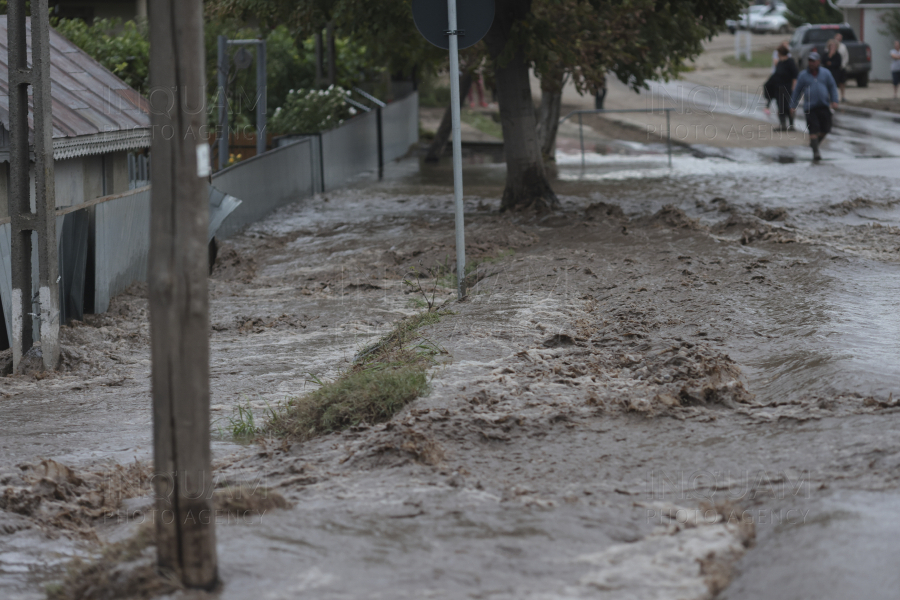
228,402,259,438
266,311,446,440
267,366,429,439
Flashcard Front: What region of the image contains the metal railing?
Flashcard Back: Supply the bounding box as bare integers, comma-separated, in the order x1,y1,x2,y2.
559,108,675,169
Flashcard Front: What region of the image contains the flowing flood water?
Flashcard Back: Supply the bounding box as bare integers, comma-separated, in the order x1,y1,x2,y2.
2,139,899,599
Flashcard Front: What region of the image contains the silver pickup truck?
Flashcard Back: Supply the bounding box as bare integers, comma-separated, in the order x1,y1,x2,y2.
789,23,872,87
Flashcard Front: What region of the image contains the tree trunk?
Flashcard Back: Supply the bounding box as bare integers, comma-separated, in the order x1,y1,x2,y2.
485,0,558,213
537,88,562,162
424,70,473,163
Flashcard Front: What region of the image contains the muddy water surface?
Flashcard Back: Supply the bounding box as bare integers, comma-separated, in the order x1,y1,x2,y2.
1,148,899,599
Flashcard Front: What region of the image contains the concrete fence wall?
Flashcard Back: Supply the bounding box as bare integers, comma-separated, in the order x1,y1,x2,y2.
382,92,419,164
0,91,419,342
212,137,318,240
93,187,151,313
321,109,380,191
274,91,420,194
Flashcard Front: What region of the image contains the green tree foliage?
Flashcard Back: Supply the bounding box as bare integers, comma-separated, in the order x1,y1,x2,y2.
211,0,750,211
52,18,151,91
879,9,900,42
784,0,843,27
0,1,32,14
207,0,446,79
522,0,750,95
484,0,749,211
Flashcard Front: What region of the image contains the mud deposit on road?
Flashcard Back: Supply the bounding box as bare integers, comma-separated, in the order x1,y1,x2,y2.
2,156,900,599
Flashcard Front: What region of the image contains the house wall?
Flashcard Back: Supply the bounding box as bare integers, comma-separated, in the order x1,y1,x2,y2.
0,151,131,218
847,10,862,43
104,151,130,195
848,7,898,82
55,158,86,208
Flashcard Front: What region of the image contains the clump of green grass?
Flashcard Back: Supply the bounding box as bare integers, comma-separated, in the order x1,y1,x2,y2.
268,366,429,439
266,311,446,440
228,403,259,438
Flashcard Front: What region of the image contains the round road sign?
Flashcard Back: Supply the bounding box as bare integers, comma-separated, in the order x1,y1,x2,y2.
412,0,495,50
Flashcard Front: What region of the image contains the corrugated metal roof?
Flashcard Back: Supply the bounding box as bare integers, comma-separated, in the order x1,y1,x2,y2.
0,16,150,159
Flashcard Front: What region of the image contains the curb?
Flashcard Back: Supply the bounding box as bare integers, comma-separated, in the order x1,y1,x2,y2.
838,103,900,123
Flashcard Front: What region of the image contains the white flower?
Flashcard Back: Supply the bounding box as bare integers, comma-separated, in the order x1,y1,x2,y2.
349,107,357,115
328,84,334,91
289,89,295,95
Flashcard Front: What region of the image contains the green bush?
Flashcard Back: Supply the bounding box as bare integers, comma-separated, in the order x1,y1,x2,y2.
53,18,150,91
418,75,451,108
269,85,358,134
880,9,900,43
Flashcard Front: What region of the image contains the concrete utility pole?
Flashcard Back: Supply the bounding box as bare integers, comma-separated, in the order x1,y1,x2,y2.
148,0,218,589
7,0,61,372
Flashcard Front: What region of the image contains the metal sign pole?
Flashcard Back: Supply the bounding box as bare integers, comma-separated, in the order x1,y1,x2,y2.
413,0,494,300
447,0,466,300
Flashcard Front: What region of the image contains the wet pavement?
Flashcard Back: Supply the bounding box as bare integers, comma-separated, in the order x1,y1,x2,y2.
1,128,900,599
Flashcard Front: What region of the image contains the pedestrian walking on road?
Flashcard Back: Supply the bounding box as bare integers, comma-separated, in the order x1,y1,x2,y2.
595,75,608,110
835,33,850,102
767,45,798,131
790,52,839,162
823,39,843,93
891,41,900,99
771,39,791,74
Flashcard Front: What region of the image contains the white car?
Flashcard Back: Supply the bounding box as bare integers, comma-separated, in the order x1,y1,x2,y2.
751,4,793,34
727,5,767,34
727,3,793,35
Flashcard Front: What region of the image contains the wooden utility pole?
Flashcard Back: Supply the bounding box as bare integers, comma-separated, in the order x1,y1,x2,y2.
7,0,60,372
148,0,217,589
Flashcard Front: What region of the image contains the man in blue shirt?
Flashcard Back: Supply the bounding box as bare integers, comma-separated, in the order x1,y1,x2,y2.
790,52,840,162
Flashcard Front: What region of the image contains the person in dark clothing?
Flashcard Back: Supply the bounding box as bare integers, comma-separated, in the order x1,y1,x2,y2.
595,75,608,110
767,44,798,131
790,52,839,162
823,39,844,91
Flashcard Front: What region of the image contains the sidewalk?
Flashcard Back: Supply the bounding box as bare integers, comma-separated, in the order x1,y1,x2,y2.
534,33,900,150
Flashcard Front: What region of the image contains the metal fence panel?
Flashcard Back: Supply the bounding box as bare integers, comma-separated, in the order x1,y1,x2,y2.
382,92,419,164
213,138,316,239
94,187,151,313
321,109,379,191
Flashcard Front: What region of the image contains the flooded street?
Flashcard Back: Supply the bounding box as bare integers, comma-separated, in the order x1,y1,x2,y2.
2,132,900,599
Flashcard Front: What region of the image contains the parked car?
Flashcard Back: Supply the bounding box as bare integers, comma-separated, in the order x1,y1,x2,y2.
789,23,872,87
751,3,793,34
727,3,792,34
727,5,767,34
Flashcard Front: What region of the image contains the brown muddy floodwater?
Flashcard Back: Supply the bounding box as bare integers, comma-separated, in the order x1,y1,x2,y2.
1,148,899,600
